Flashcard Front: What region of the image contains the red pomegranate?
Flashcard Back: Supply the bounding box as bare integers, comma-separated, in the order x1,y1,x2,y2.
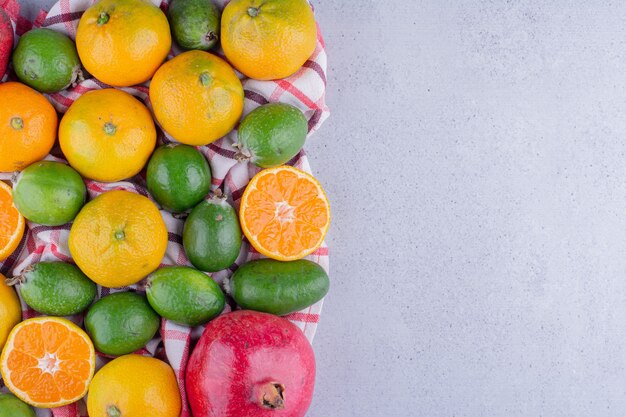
0,8,12,77
186,310,316,417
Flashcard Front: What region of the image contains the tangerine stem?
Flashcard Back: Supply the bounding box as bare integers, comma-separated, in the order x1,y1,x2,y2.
199,72,212,86
97,12,109,25
103,122,116,135
247,7,259,17
10,117,23,130
106,405,121,417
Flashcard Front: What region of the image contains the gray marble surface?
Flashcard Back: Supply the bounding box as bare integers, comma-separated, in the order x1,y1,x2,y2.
17,0,626,416
309,1,626,416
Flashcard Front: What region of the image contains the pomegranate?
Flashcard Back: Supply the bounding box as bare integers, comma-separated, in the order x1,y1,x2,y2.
186,310,316,417
0,8,12,77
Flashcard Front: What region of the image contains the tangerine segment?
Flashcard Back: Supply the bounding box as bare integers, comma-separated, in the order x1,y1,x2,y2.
0,181,25,261
0,317,96,408
240,166,330,261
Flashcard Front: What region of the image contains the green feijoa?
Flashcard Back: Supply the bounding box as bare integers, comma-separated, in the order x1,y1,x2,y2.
235,103,308,168
183,195,242,272
146,266,225,326
12,28,82,93
147,144,212,213
10,261,96,316
85,292,160,356
168,0,221,50
228,258,329,316
12,161,86,226
0,393,35,417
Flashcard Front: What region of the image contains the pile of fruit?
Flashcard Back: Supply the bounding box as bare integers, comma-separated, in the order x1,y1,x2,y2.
0,0,330,416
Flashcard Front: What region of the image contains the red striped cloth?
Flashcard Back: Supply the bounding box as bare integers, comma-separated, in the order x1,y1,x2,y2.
0,0,329,416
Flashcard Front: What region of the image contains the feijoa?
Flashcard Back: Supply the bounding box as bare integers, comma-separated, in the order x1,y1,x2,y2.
146,144,211,212
12,161,86,226
183,195,242,272
10,261,96,316
0,393,35,417
235,103,308,168
85,292,160,356
146,266,225,326
228,258,329,315
168,0,221,50
12,28,82,93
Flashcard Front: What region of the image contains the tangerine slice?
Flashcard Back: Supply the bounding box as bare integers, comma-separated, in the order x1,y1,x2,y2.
240,166,330,261
0,317,95,408
0,181,25,261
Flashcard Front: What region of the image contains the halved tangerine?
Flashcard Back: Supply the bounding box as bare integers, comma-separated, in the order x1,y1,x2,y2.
0,180,25,261
240,165,330,261
0,317,96,408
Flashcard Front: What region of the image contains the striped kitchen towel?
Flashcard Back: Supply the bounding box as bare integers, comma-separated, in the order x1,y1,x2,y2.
0,0,330,415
